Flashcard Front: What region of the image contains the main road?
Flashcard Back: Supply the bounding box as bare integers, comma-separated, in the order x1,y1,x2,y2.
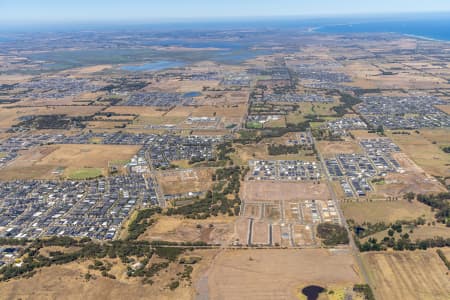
311,131,374,294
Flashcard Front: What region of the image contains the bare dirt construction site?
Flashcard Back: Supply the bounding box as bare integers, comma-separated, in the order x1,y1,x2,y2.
201,249,360,300
363,250,450,300
241,181,331,202
140,215,236,245
238,199,340,246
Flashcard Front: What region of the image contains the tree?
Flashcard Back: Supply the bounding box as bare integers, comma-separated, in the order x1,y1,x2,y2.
404,192,415,202
376,125,385,135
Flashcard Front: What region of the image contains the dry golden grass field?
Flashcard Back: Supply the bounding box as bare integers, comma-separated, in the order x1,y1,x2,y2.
0,249,220,300
204,249,360,300
156,168,214,195
317,140,363,157
409,223,450,240
363,251,450,300
140,215,236,245
0,144,139,180
85,121,130,129
341,200,435,224
387,131,450,177
368,152,446,199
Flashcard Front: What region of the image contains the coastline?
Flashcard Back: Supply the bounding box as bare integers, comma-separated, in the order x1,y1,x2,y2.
313,25,450,43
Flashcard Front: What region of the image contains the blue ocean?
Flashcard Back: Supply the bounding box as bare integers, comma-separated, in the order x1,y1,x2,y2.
315,14,450,41
3,13,450,42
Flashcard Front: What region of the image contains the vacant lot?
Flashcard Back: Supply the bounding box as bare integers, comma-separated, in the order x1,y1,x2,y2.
0,144,139,180
409,223,450,240
241,181,330,201
341,200,435,224
317,140,363,157
387,132,450,177
85,120,131,129
232,143,316,166
40,144,139,178
157,168,214,195
205,249,360,300
104,106,165,117
368,152,446,199
140,215,235,245
363,251,450,300
419,128,450,147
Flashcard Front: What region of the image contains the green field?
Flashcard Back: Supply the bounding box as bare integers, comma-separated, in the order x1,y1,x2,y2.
246,121,263,129
68,168,103,180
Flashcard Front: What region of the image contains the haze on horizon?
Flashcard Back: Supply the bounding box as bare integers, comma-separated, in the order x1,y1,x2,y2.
2,0,450,24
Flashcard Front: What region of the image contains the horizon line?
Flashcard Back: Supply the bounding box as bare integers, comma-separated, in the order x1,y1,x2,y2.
1,11,450,26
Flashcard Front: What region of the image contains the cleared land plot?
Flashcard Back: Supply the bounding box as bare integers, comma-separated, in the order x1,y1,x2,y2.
241,181,330,202
140,215,235,245
0,144,139,180
0,146,58,180
243,203,262,219
436,105,450,115
271,224,282,245
363,251,450,300
285,202,301,223
252,221,269,245
104,106,166,117
369,152,446,198
41,144,139,178
317,140,363,157
188,105,247,119
264,204,281,221
207,249,360,300
280,225,292,247
157,168,214,195
235,217,251,245
231,143,316,166
371,172,446,198
387,132,450,177
419,128,450,147
293,225,314,246
341,200,435,224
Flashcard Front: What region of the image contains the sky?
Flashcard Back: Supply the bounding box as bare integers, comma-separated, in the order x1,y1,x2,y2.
1,0,450,23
